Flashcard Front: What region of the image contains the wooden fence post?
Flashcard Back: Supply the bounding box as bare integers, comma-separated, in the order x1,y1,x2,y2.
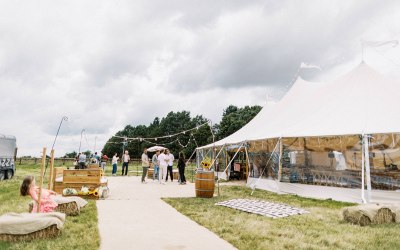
37,147,46,213
48,149,55,190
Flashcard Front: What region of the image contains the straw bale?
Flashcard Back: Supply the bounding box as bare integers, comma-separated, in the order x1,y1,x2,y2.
29,201,80,216
372,207,395,224
342,207,371,226
388,204,400,223
0,224,60,242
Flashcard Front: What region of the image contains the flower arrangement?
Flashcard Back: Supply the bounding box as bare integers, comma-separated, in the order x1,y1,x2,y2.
201,157,212,170
80,186,90,195
63,186,101,197
63,188,77,196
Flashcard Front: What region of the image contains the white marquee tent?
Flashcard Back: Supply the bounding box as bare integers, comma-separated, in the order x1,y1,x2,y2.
197,63,400,203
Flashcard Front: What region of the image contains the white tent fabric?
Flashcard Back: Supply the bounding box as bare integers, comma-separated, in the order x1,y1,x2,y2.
199,63,400,149
279,63,400,137
199,77,324,148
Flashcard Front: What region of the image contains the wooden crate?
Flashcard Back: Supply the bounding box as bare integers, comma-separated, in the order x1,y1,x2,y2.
58,169,107,199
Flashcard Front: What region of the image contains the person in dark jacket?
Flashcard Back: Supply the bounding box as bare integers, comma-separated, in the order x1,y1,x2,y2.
177,152,186,184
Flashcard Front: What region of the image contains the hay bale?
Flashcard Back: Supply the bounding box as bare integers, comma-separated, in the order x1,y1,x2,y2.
342,207,372,226
372,207,395,224
29,201,80,216
0,224,61,242
388,204,400,223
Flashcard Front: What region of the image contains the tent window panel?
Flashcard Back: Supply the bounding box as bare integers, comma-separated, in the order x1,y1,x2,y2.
370,134,400,190
281,136,362,188
249,151,278,179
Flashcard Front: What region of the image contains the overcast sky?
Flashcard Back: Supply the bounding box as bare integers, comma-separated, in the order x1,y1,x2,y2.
1,0,400,157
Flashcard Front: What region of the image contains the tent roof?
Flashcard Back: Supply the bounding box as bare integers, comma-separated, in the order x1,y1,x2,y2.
198,63,400,149
198,77,322,149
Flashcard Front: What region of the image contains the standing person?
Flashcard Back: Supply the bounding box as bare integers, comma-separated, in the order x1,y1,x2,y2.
141,148,150,183
111,153,119,176
158,150,168,184
74,154,80,169
94,152,101,165
122,150,130,176
178,152,186,184
78,152,87,169
101,154,109,172
165,149,175,182
152,151,160,181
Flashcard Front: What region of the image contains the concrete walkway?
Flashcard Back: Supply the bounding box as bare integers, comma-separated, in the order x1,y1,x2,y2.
97,176,236,250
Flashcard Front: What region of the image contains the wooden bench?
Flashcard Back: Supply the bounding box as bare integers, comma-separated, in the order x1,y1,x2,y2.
53,168,108,199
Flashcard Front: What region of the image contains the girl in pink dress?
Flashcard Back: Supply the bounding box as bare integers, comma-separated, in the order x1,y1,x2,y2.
20,175,58,213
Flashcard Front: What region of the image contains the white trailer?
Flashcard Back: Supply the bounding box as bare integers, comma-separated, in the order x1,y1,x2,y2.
0,134,17,180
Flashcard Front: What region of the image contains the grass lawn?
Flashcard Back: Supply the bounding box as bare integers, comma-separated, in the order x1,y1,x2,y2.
0,164,100,250
164,185,400,250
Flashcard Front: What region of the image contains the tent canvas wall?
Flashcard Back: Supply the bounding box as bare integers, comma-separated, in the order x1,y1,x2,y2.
197,63,400,203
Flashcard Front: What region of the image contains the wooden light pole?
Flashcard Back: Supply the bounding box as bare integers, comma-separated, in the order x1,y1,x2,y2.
37,147,46,213
48,149,55,190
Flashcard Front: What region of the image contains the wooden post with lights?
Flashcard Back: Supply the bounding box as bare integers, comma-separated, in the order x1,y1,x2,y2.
37,147,46,213
48,149,55,190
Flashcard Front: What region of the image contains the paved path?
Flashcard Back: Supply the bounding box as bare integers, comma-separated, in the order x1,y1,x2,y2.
97,176,236,250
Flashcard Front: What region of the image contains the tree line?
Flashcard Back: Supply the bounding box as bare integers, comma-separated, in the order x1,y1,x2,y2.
64,105,262,159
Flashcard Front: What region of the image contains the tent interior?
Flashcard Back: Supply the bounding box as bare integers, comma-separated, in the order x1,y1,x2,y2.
196,63,400,203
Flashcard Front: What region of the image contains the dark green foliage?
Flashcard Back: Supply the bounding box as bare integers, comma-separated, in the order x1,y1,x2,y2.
217,105,262,140
102,105,262,158
63,151,77,158
102,111,213,158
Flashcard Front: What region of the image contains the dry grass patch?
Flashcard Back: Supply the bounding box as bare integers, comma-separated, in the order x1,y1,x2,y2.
164,185,400,250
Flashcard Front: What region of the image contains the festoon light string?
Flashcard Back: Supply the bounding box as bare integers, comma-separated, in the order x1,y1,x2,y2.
106,121,209,148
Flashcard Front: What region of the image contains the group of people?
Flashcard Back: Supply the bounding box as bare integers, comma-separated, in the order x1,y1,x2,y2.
74,148,187,184
75,152,109,171
141,148,187,185
109,150,130,176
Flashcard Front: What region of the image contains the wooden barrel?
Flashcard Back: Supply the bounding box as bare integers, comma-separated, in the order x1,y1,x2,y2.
195,170,215,198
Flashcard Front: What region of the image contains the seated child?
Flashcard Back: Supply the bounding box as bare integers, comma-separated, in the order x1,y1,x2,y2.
20,175,58,213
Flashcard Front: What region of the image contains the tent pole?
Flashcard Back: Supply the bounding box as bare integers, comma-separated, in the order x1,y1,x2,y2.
219,142,244,181
210,144,226,169
278,138,283,181
209,144,226,197
361,135,366,203
363,134,372,202
251,140,280,195
244,143,250,181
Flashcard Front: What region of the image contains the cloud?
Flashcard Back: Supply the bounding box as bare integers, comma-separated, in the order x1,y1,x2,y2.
0,0,400,156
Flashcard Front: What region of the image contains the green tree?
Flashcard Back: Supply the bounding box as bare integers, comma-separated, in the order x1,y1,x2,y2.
216,105,262,140
63,151,77,158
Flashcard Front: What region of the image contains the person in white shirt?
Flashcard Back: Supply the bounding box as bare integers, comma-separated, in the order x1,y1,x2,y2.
165,149,175,182
111,153,119,176
158,150,168,184
122,150,130,176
